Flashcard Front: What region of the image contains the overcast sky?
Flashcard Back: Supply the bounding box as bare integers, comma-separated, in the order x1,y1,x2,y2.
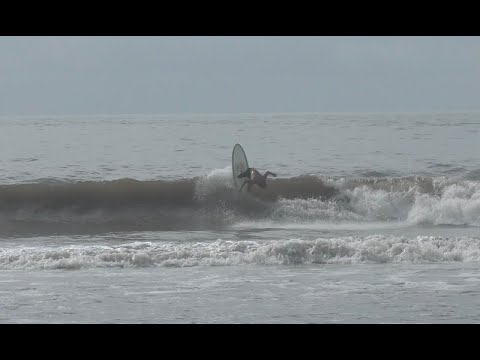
0,36,479,115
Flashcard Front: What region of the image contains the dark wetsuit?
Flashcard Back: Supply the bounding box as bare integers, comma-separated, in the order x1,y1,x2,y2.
237,168,276,191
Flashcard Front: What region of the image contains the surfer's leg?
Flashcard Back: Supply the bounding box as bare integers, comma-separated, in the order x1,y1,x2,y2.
263,171,277,178
239,179,254,192
239,179,247,191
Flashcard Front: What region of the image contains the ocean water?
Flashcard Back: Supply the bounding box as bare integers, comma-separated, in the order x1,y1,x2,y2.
1,112,480,323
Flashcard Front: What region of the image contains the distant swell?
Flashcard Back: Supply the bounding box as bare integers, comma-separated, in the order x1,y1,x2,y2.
1,169,480,236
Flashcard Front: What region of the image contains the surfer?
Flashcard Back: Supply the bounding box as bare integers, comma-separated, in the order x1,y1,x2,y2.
237,168,277,192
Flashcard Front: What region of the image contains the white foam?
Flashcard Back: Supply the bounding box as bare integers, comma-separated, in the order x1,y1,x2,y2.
269,178,480,227
194,166,234,199
345,185,415,221
1,235,480,270
407,181,480,226
272,197,362,222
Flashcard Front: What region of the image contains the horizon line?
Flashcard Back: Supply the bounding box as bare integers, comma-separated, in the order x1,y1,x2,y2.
1,109,480,118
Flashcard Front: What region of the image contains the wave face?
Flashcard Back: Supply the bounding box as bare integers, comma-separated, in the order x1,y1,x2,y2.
1,235,480,270
1,168,480,236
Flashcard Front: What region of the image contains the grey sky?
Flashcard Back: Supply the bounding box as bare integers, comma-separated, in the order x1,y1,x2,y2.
0,36,479,115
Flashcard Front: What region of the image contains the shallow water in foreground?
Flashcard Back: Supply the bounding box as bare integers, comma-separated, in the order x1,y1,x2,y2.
2,263,479,323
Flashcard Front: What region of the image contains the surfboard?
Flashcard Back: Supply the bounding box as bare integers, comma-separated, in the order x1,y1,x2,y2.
232,143,249,189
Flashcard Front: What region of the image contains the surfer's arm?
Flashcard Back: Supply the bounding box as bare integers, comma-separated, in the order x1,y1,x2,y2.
264,171,277,178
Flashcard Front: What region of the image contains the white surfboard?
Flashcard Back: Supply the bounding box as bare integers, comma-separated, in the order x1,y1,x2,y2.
232,143,249,189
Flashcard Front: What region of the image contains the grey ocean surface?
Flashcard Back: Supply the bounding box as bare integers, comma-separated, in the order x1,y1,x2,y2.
1,112,480,323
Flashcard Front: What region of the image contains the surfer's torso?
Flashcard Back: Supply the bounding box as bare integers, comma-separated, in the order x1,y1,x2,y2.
250,168,267,188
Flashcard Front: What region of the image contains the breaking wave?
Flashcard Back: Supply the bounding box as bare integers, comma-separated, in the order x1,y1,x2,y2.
1,168,480,236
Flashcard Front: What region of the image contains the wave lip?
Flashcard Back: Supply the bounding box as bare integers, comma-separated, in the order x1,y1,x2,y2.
2,235,480,270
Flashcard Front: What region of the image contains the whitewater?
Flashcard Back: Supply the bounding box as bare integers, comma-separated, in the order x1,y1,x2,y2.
1,112,479,323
